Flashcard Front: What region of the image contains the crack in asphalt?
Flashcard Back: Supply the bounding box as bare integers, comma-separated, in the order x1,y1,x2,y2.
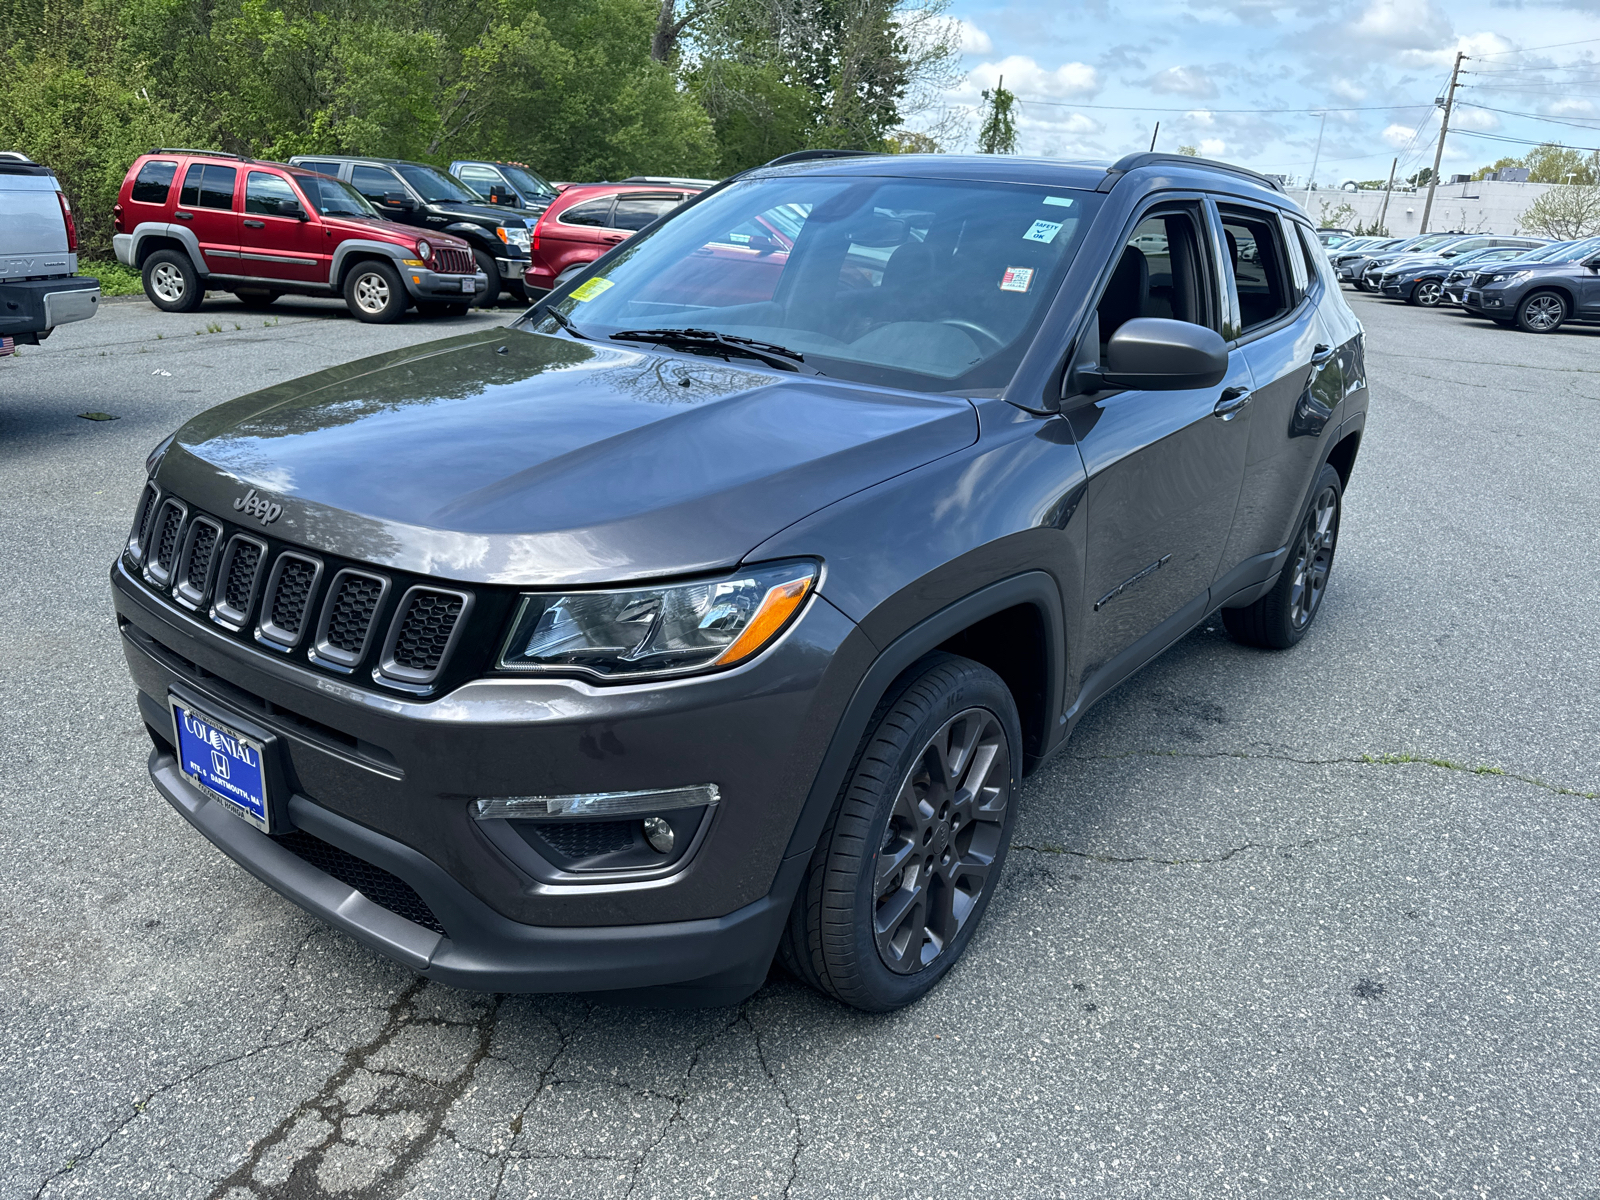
744,1005,805,1200
1013,830,1363,866
488,1002,594,1200
1063,747,1600,800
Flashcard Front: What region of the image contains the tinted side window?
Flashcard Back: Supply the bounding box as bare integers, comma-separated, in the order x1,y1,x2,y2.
245,171,302,216
560,198,614,228
351,165,399,203
1281,216,1309,301
611,194,682,232
1097,208,1214,348
1219,208,1291,334
297,161,342,177
131,160,177,205
180,164,237,210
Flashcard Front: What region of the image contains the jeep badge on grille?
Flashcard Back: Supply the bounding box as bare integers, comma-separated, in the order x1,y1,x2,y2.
233,487,283,526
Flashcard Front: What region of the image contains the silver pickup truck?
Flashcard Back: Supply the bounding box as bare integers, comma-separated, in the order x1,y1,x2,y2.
1,151,100,353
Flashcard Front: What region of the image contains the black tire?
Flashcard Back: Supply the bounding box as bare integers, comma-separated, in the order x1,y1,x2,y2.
779,653,1021,1012
343,260,408,324
233,290,279,309
1516,290,1568,334
142,249,204,313
1222,464,1342,650
472,248,500,308
1410,279,1444,307
416,300,470,318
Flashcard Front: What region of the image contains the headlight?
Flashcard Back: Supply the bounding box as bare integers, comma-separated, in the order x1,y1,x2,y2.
497,225,531,251
415,239,431,260
1490,271,1531,285
498,560,818,680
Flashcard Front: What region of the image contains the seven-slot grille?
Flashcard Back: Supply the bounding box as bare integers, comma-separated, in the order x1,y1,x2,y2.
126,489,473,690
433,246,474,275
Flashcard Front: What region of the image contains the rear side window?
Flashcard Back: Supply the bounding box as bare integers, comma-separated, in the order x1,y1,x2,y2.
1219,207,1291,334
351,165,399,203
130,160,177,205
179,164,238,211
611,194,682,232
560,198,614,228
1280,216,1309,300
245,171,302,216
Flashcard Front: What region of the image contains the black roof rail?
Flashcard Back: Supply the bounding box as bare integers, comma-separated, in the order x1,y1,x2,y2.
1098,152,1284,194
148,148,252,163
760,149,877,168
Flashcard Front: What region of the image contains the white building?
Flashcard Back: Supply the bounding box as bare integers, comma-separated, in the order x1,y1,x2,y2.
1292,178,1559,236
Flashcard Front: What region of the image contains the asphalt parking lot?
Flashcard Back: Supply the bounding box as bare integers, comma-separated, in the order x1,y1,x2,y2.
2,288,1598,1199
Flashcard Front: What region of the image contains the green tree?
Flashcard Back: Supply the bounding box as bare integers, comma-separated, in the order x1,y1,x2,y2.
1519,183,1600,239
1176,144,1198,156
976,76,1017,155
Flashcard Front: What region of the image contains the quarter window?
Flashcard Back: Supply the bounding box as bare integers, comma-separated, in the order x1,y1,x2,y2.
351,165,400,203
1280,216,1309,300
560,198,615,227
179,164,238,211
1218,207,1292,334
245,171,303,217
130,160,177,205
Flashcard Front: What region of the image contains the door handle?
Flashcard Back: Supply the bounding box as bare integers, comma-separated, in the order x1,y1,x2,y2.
243,219,265,228
174,211,193,220
1311,343,1335,363
602,235,625,243
1214,386,1252,419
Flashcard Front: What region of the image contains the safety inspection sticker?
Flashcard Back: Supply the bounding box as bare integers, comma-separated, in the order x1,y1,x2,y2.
1000,266,1034,293
1023,220,1063,244
570,277,615,302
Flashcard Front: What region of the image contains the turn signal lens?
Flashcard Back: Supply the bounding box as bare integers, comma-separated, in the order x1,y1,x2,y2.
497,561,818,681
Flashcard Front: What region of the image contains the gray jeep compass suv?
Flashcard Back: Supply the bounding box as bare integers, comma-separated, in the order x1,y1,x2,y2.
112,152,1368,1012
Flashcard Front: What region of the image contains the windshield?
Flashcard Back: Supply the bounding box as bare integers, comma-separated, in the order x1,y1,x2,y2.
502,164,557,200
396,164,481,204
298,173,378,219
517,174,1103,394
1553,236,1600,261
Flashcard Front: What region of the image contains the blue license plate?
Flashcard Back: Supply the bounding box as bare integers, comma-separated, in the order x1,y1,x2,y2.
173,702,272,832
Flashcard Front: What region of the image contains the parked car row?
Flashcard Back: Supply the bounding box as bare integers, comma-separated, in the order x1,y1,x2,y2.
1324,229,1600,333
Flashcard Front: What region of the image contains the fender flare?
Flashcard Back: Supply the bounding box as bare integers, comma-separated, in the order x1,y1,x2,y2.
329,240,412,288
781,571,1066,862
129,222,208,275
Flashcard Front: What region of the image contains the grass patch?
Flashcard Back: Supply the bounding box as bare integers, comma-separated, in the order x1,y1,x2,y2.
79,259,143,297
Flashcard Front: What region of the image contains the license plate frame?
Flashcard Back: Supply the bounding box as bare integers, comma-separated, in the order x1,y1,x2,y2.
168,688,286,833
461,278,476,294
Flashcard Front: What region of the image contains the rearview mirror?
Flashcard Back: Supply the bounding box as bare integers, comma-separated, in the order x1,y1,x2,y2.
1096,318,1229,391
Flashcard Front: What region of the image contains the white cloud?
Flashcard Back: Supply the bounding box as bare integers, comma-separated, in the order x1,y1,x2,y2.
1186,109,1217,126
957,19,993,55
1451,106,1499,132
1199,137,1228,155
962,55,1101,100
1352,0,1450,48
1147,66,1220,98
1381,122,1422,148
1330,77,1368,101
1551,97,1598,116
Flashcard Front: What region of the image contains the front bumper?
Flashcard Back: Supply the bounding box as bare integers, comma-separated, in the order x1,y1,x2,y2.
400,267,487,302
112,555,871,992
0,275,100,337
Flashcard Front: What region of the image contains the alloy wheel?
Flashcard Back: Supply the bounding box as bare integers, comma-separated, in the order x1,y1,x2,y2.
150,263,185,303
1523,294,1564,332
1415,280,1442,306
1289,484,1339,630
873,707,1010,975
353,271,391,314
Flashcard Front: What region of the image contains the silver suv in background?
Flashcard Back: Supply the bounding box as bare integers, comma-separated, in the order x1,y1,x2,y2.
0,152,100,355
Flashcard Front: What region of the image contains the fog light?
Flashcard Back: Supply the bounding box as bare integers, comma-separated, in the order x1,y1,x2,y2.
473,783,719,821
643,816,675,854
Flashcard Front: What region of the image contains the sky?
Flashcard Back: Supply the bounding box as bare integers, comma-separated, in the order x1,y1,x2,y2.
926,0,1600,185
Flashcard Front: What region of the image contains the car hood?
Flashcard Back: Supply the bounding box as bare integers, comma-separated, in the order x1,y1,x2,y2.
316,214,470,250
158,328,979,586
426,201,538,226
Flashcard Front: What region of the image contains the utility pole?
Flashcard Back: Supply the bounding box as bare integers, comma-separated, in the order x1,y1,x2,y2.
1420,51,1466,234
1303,112,1327,212
1149,121,1160,152
1376,156,1398,234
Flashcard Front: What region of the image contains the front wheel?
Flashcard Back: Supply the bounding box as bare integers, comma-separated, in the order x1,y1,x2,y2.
343,260,408,324
472,248,500,308
779,653,1020,1012
1410,279,1443,307
1222,463,1343,650
1517,290,1568,334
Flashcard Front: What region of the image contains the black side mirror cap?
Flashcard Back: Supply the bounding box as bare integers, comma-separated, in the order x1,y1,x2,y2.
1100,318,1230,391
383,191,417,211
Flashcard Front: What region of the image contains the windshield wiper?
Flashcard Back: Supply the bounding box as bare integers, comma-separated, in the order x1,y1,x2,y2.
609,328,822,375
543,307,590,340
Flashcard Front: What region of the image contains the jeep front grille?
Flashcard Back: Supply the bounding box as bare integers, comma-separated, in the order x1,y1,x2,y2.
124,489,476,692
434,246,474,275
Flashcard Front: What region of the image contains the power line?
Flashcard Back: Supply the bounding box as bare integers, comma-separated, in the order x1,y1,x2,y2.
1014,97,1435,115
1473,36,1600,59
1457,101,1600,131
1450,127,1600,153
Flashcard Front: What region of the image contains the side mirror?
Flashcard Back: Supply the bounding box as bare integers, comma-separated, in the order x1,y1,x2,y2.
282,199,308,221
1091,318,1229,391
747,234,783,255
383,191,416,211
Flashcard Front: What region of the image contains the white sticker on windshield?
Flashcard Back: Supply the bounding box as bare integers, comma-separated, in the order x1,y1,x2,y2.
1000,266,1034,293
1024,220,1063,244
1043,196,1075,208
